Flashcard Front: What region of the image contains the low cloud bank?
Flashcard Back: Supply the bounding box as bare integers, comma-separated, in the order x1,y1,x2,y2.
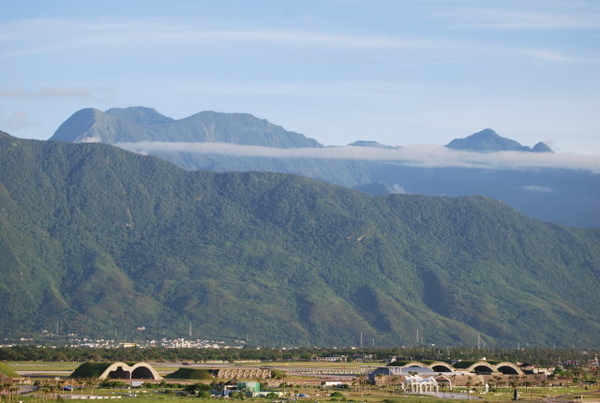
116,141,600,173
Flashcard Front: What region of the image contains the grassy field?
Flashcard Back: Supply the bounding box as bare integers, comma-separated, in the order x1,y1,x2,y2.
12,381,599,403
12,389,600,403
10,397,461,403
8,361,81,371
11,384,600,403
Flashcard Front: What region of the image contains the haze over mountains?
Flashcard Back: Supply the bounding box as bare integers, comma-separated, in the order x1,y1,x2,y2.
51,107,600,228
2,130,599,347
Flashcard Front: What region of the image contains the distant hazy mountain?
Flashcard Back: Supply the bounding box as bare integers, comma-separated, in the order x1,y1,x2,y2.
446,128,553,153
51,107,323,148
348,140,397,149
2,130,599,346
50,107,599,228
352,165,600,229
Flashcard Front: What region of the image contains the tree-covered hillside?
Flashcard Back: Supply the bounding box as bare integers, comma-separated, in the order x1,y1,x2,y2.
1,130,599,347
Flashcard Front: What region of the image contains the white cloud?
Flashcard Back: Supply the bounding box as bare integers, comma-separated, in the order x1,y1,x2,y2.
80,137,102,143
462,7,600,30
0,18,442,56
521,49,578,62
519,48,600,63
0,87,94,100
173,81,424,98
0,110,33,131
522,185,554,192
116,142,600,173
390,184,409,194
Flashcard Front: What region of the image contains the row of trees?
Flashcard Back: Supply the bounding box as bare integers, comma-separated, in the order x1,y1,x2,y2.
1,345,597,367
0,383,20,402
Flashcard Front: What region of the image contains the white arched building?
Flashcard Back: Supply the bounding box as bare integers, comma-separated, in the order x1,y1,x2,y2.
404,374,439,394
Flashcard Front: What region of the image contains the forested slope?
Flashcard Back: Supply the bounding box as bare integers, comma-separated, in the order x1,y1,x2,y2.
1,131,599,346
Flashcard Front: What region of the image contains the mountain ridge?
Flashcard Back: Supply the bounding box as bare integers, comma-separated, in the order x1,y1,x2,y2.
445,128,553,153
47,107,598,228
1,130,599,346
53,107,554,153
51,107,323,148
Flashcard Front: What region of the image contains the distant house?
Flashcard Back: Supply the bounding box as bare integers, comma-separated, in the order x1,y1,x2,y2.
350,354,373,362
237,381,261,393
311,356,348,362
223,380,270,397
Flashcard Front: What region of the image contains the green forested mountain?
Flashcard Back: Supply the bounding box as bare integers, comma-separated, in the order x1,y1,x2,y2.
1,130,599,347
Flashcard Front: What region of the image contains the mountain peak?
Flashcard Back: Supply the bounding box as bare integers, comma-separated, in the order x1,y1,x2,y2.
106,106,173,125
348,140,396,149
445,129,553,153
49,107,323,148
532,141,554,153
50,108,118,143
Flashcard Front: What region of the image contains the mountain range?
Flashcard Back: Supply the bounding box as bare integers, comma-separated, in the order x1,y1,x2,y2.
52,107,322,148
1,129,599,347
445,128,553,153
50,107,600,228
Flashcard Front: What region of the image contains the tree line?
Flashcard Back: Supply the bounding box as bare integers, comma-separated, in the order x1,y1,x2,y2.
0,345,597,367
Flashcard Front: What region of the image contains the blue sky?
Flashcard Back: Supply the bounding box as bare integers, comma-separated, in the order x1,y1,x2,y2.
1,0,599,155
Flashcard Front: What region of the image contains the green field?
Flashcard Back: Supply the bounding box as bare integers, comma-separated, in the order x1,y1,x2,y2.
11,387,600,403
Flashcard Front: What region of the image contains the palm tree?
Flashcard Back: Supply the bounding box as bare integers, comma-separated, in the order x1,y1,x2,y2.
50,381,61,401
5,381,19,403
465,378,472,401
75,378,87,396
492,375,502,392
356,375,368,396
32,380,42,399
476,380,483,399
85,378,99,397
391,376,400,395
40,380,53,401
